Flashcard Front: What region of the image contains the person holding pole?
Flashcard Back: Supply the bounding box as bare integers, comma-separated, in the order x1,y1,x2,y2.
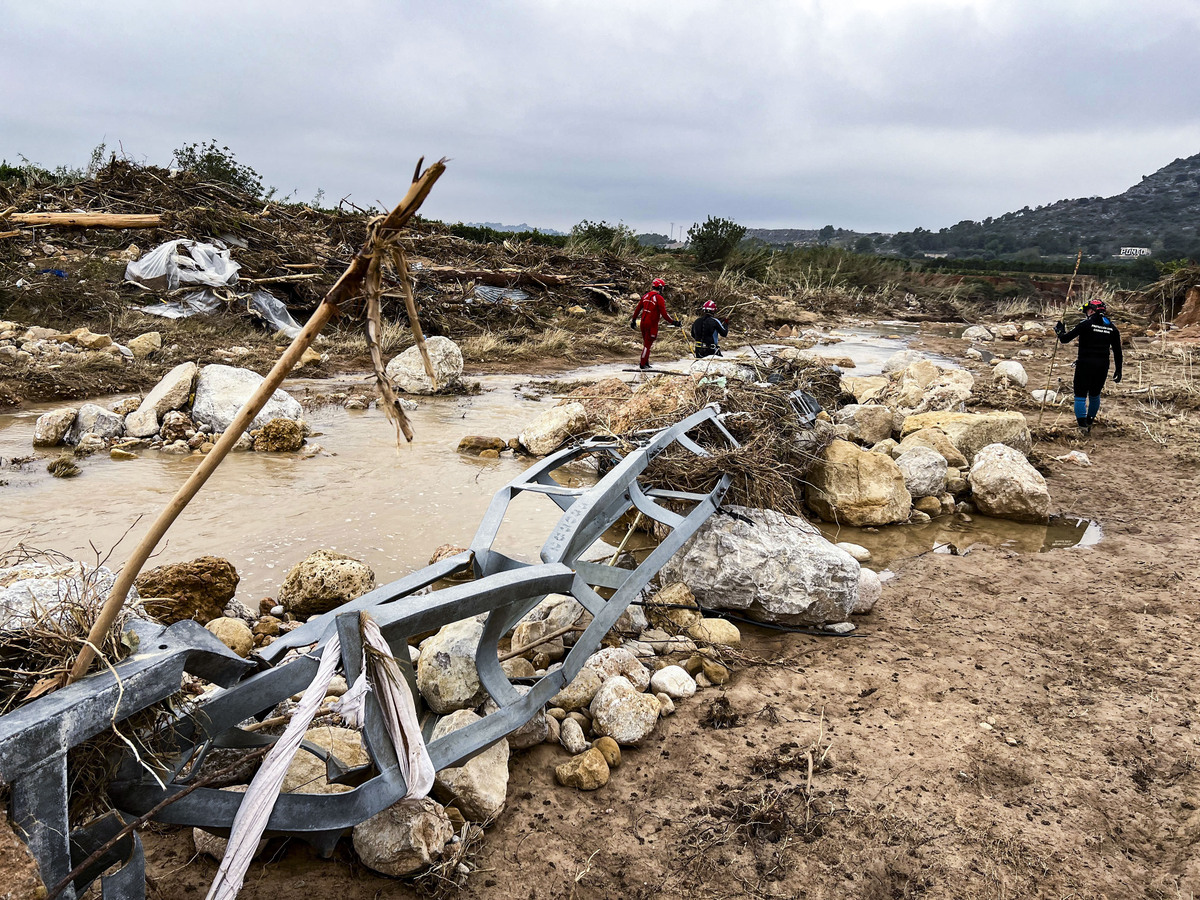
1054,298,1122,435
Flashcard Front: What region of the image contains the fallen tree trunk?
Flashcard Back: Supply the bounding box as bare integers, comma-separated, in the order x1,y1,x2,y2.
7,212,164,228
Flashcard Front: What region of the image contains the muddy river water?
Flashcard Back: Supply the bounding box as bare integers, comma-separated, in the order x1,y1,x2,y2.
0,325,1097,601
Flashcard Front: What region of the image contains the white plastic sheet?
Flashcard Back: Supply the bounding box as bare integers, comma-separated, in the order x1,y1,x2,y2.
124,240,241,292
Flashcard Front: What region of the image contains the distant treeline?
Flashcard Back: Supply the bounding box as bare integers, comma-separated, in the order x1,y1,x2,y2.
443,222,568,248
921,257,1146,278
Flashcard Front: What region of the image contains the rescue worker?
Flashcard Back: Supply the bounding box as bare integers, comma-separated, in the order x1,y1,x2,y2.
690,300,729,358
630,278,679,369
1055,297,1122,434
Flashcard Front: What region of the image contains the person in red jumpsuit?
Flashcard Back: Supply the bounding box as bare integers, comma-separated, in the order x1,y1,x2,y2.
630,278,680,369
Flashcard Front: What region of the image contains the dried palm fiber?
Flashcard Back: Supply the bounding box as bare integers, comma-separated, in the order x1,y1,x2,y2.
634,359,840,517
206,613,431,900
67,158,447,686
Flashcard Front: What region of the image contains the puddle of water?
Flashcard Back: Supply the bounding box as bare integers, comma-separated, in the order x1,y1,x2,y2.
0,390,599,601
816,514,1101,569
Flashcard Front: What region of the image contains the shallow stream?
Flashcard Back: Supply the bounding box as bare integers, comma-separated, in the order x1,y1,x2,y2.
0,324,1095,602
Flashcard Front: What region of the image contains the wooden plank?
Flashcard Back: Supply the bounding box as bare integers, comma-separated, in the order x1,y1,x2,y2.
8,212,163,228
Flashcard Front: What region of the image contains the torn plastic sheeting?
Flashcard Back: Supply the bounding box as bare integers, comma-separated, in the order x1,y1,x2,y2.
246,290,302,338
124,239,241,292
138,289,224,319
472,285,530,304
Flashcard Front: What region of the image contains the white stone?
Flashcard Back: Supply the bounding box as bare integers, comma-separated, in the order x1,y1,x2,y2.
853,568,882,614
993,360,1029,388
192,364,302,433
660,505,860,626
688,358,756,382
352,797,454,877
385,336,464,394
583,646,650,692
1,562,138,631
649,665,697,699
32,407,78,446
124,407,159,438
895,447,947,499
559,716,588,754
965,348,983,360
417,618,487,714
589,676,661,746
518,402,588,456
961,325,994,342
969,442,1051,523
431,709,509,820
66,403,125,445
139,362,198,417
835,542,872,563
882,349,925,373
1031,389,1059,404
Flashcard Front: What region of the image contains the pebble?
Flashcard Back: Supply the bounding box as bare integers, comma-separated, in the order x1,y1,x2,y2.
655,692,676,716
825,622,856,635
560,717,588,754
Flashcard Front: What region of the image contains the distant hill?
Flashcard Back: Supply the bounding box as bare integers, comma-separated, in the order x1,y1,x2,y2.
744,151,1200,263
884,151,1200,261
465,221,566,236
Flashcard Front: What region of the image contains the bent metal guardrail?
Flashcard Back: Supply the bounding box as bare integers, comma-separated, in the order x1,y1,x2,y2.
0,403,736,899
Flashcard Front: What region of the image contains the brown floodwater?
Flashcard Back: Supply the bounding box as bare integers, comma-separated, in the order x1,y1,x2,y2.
0,327,1095,604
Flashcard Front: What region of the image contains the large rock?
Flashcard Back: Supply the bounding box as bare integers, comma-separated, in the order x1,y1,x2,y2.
417,618,487,714
431,709,509,820
136,556,240,623
649,665,697,699
192,364,302,433
660,505,861,626
283,726,369,794
961,325,994,342
833,404,894,445
127,331,162,359
688,358,756,381
353,798,454,876
882,349,925,373
32,406,78,446
139,361,198,417
910,368,975,414
899,427,968,468
65,402,125,445
1,561,138,630
386,336,464,394
853,568,882,614
900,411,1031,463
969,443,1051,523
589,676,661,746
549,668,603,711
895,447,947,499
993,360,1029,388
841,375,888,403
518,402,588,456
806,440,912,526
277,549,375,617
124,406,159,438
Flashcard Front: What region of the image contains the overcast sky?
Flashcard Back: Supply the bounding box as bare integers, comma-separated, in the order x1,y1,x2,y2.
3,0,1199,236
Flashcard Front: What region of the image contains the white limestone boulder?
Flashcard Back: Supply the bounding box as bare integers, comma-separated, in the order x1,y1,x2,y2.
65,403,125,445
895,446,947,499
431,709,509,820
660,505,861,626
417,618,488,714
386,336,463,394
191,364,302,433
353,797,454,877
969,442,1051,523
589,675,661,746
518,402,588,456
32,407,78,446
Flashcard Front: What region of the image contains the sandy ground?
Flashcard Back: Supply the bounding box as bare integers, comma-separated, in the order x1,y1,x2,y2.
133,329,1200,900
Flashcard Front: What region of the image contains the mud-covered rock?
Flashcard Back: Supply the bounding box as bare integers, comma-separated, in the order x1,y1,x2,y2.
205,616,253,657
253,417,304,452
969,442,1051,523
136,556,239,624
555,748,610,790
127,331,162,359
549,667,603,711
431,709,510,820
806,440,912,526
277,549,375,617
519,402,588,456
33,406,78,446
457,435,507,454
353,798,454,876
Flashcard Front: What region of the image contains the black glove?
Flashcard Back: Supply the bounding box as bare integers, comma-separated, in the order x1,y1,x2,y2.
1054,321,1065,335
1114,371,1122,383
629,321,637,330
670,321,682,329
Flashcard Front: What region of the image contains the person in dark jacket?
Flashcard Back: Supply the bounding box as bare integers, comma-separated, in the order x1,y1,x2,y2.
690,300,729,358
1055,297,1122,433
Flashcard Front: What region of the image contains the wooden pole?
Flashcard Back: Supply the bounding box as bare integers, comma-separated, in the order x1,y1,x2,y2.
1036,249,1083,430
9,212,164,228
396,248,437,388
67,159,446,685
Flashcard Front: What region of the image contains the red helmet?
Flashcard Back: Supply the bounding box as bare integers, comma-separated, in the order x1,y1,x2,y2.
652,278,666,288
1082,298,1107,314
703,300,717,312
